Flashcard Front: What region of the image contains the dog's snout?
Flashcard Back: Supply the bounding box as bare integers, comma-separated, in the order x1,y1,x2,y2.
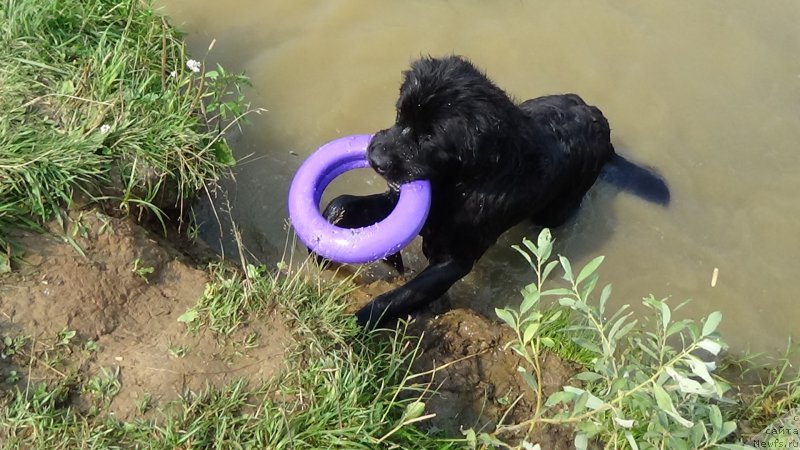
368,149,393,175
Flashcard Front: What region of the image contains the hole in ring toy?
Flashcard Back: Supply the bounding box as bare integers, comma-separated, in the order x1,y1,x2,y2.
288,134,432,264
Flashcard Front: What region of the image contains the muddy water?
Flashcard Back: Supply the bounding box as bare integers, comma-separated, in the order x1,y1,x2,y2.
161,1,800,355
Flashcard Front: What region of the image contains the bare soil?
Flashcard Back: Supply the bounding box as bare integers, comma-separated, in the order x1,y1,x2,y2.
1,211,578,447
350,281,580,449
0,211,289,420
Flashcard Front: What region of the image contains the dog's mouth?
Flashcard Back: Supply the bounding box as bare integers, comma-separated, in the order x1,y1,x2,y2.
369,159,427,187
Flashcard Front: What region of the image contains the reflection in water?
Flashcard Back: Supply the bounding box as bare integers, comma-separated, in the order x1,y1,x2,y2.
161,1,800,355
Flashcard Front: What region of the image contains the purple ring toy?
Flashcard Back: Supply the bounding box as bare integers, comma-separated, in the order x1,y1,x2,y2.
288,134,431,264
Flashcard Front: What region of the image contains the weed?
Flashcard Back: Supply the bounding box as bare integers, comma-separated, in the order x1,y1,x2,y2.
131,257,155,282
1,334,28,359
168,342,189,359
83,339,100,354
135,392,153,414
478,229,753,449
83,366,121,410
55,328,76,348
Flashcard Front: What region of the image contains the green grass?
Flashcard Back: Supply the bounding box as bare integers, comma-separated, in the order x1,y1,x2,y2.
0,0,250,253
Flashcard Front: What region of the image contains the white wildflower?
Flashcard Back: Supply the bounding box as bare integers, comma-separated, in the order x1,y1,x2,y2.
186,59,201,73
169,70,177,78
100,124,111,134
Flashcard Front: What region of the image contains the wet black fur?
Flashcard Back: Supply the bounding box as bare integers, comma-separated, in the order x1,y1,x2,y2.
322,55,669,328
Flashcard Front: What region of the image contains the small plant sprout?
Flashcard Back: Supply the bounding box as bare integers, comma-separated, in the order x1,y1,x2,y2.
55,328,77,347
135,392,153,414
131,258,155,282
5,370,21,384
168,342,189,359
1,334,28,359
84,366,121,409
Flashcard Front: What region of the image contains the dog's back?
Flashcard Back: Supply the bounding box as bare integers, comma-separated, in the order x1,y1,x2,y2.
519,93,669,226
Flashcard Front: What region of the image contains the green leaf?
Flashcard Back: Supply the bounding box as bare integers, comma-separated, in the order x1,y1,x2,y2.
652,382,693,427
461,428,477,449
579,273,599,299
574,433,588,450
659,301,671,333
537,228,553,261
478,433,506,447
702,311,722,336
687,357,715,385
576,256,604,285
665,367,714,396
607,312,634,343
563,386,604,410
522,322,540,344
613,417,635,429
558,297,577,308
709,404,722,433
612,320,638,344
598,283,612,314
573,338,602,354
520,290,540,315
719,421,737,440
624,431,639,450
573,391,589,415
574,371,604,382
513,244,534,267
495,308,517,329
560,256,574,283
541,288,573,297
666,320,688,337
520,370,539,392
521,237,539,260
543,310,562,324
544,390,576,407
542,260,560,282
540,337,555,348
402,401,425,421
212,140,236,166
697,338,722,355
690,422,705,448
177,309,199,323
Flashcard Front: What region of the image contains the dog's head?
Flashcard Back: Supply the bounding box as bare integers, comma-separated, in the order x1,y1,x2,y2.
367,55,517,185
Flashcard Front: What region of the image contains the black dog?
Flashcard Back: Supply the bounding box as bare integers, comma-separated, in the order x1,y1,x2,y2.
321,55,669,328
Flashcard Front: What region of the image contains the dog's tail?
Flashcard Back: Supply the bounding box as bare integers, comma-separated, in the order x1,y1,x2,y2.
600,154,670,205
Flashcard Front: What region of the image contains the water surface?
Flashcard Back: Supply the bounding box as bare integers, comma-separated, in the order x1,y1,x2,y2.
161,1,800,354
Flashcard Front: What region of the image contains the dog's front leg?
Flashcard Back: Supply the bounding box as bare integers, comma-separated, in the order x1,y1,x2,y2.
355,258,473,328
314,191,405,273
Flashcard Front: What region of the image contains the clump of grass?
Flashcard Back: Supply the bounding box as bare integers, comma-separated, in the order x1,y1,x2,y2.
726,342,800,435
0,0,253,251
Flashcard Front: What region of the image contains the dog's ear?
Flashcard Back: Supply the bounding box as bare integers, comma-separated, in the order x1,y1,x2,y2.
396,56,461,130
396,67,438,130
